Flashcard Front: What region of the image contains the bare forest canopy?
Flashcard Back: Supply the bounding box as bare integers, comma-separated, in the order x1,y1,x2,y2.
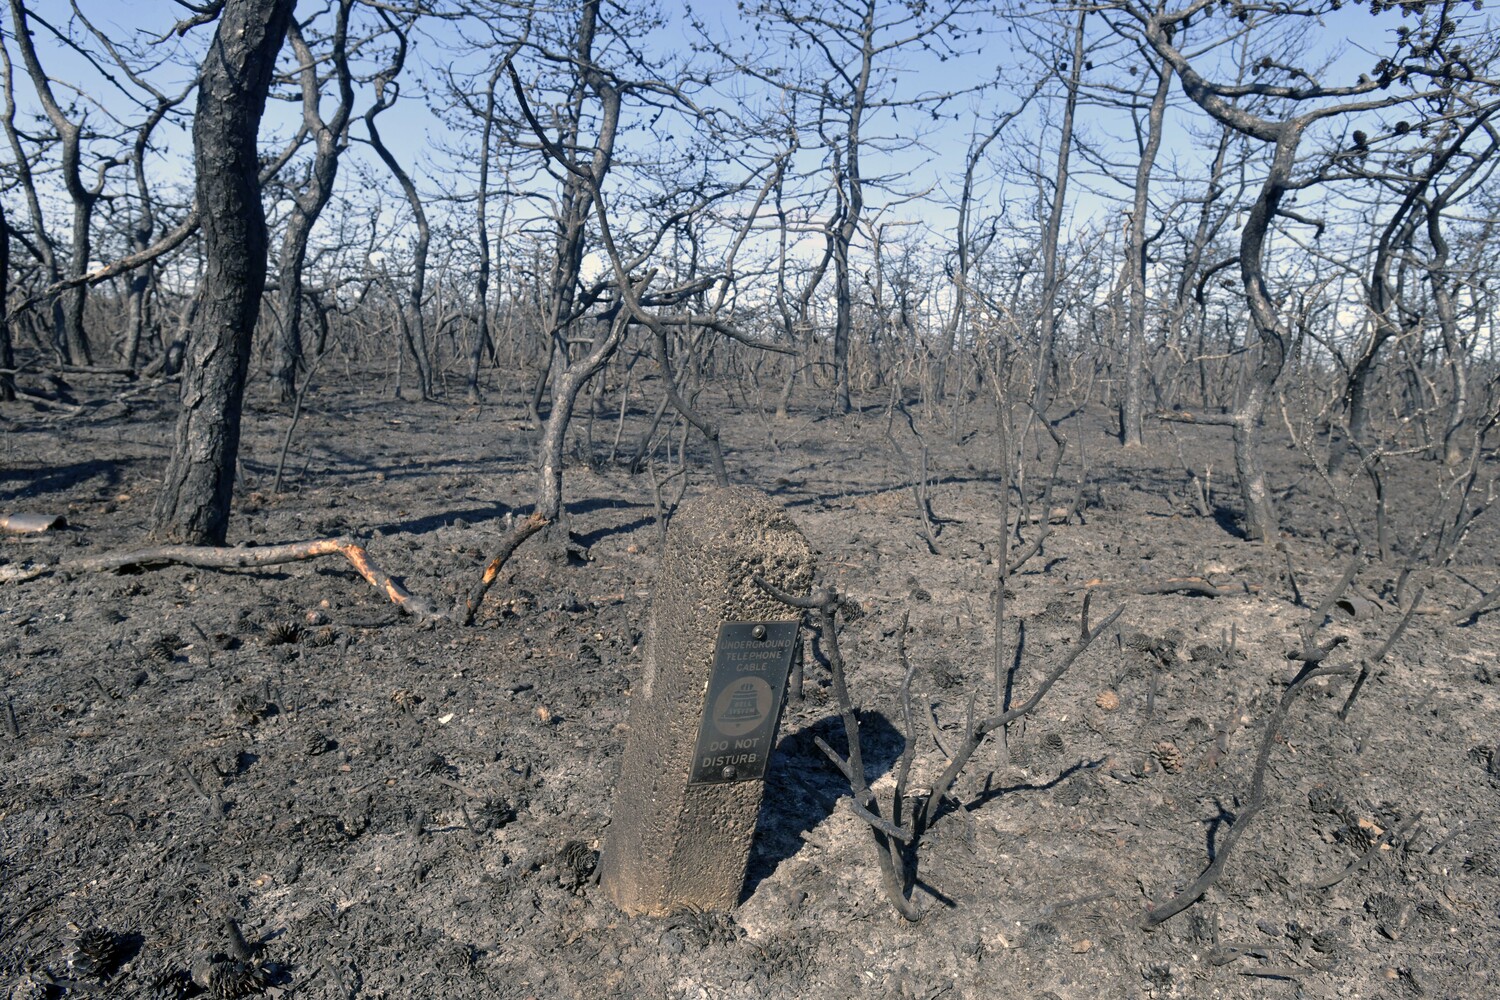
0,0,1496,578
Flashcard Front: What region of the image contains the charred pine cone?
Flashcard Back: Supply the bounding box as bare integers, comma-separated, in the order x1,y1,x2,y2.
204,956,268,999
64,926,121,981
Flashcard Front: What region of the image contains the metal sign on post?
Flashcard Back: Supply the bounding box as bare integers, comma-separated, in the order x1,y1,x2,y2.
688,621,799,785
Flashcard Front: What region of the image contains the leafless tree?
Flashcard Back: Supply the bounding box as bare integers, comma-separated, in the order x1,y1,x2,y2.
701,0,990,413
1114,0,1495,541
270,0,354,404
152,0,295,545
3,0,122,364
69,3,196,369
363,8,435,400
1341,98,1500,466
1119,41,1174,447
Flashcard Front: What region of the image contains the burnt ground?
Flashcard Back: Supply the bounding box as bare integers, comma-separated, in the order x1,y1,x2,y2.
2,370,1498,1000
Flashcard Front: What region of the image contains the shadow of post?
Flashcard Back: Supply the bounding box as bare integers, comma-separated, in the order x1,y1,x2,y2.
740,710,904,904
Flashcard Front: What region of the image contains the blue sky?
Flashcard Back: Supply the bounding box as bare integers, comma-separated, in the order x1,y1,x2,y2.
6,0,1490,269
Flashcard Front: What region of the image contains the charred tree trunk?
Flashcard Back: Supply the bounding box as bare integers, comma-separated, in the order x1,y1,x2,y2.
365,12,433,400
152,0,294,545
7,0,106,364
1121,58,1172,448
0,200,13,402
1427,194,1469,466
831,159,858,414
1226,128,1303,542
1031,10,1085,412
271,3,352,404
826,0,878,416
469,63,506,404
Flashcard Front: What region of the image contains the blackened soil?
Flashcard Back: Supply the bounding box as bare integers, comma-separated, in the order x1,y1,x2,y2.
2,375,1498,999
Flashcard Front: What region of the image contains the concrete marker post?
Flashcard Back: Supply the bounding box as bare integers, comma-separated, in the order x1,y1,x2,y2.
600,486,815,915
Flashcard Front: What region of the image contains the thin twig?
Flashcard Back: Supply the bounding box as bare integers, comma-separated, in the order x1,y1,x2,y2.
273,350,326,493
179,762,224,819
922,698,954,761
1449,584,1500,625
1339,586,1424,721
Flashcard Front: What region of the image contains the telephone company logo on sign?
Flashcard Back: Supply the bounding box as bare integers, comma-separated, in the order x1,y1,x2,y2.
689,621,799,785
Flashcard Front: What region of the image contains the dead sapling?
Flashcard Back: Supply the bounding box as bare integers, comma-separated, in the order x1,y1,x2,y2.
883,387,944,555
1164,422,1212,518
1002,405,1078,576
756,576,1121,919
271,347,327,494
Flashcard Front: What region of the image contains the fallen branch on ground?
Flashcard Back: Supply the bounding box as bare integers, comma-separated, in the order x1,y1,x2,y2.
1142,661,1356,928
1154,409,1237,426
1450,584,1500,625
463,513,550,625
1086,576,1260,598
37,537,439,617
1,514,66,533
1143,557,1419,927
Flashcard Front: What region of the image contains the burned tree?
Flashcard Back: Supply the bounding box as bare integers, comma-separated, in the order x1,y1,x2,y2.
152,0,294,545
1119,46,1174,448
1341,99,1500,466
704,0,990,414
1115,0,1491,541
4,0,119,364
270,0,354,404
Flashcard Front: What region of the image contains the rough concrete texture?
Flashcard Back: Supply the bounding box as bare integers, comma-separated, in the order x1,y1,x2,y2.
600,485,815,916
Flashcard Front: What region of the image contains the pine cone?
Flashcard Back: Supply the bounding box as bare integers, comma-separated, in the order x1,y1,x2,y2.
304,626,337,648
555,841,597,893
207,958,268,999
231,692,268,726
1365,893,1411,940
263,621,302,646
1153,741,1185,774
65,926,120,980
1307,784,1346,815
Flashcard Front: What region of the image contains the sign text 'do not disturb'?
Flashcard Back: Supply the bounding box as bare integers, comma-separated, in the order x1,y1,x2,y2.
688,621,799,785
